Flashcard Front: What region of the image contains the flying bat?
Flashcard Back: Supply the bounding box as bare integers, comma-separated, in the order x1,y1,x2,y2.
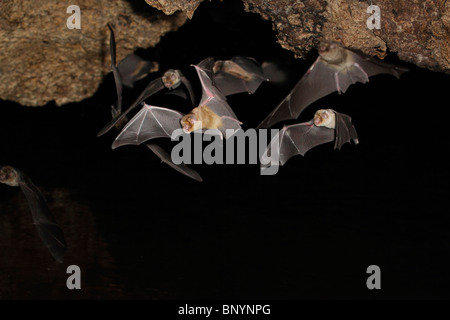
0,165,67,263
261,109,358,168
212,56,268,96
97,68,195,137
111,57,242,149
107,23,156,89
257,40,408,129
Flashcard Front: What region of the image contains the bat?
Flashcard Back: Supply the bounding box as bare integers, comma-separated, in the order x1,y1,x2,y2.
111,57,242,149
261,109,358,168
257,40,408,129
118,53,157,88
97,68,195,137
212,56,268,96
100,26,201,181
0,165,67,263
107,23,156,89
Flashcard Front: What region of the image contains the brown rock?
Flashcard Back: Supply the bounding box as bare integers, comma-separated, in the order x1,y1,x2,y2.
243,0,450,72
145,0,204,19
0,0,188,107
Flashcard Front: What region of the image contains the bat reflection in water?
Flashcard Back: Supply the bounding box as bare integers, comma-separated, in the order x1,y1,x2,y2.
261,109,358,169
212,56,268,96
257,40,408,129
0,165,67,263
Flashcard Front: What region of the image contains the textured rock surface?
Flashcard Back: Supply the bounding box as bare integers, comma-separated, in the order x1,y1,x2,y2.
145,0,204,19
0,0,187,106
144,0,450,72
243,0,450,72
2,0,449,107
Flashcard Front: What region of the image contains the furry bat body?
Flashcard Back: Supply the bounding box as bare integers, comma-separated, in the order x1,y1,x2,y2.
261,109,358,168
213,56,268,96
257,40,408,129
112,57,242,149
0,166,67,263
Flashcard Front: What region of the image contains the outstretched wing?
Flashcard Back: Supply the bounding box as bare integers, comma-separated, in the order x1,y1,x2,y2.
257,49,408,129
334,111,359,150
112,104,184,149
349,50,408,79
179,72,196,107
145,143,203,182
193,58,238,119
17,173,67,263
261,120,335,167
97,77,166,137
213,56,267,96
107,23,123,115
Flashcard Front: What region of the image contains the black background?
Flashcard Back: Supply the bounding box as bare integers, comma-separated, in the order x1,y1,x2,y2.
1,0,450,300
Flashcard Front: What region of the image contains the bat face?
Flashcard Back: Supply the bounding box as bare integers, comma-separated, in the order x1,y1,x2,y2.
313,109,336,129
162,69,182,89
318,40,346,65
180,106,223,133
180,114,199,133
0,166,19,187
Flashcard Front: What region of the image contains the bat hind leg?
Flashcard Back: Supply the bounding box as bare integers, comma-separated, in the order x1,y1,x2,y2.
334,72,342,93
353,63,369,83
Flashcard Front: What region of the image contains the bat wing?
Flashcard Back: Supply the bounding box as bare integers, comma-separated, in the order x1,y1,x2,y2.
350,50,408,79
213,56,267,96
112,104,184,149
97,77,166,137
261,120,335,166
118,54,154,88
333,111,359,150
193,60,238,119
257,51,407,129
17,173,67,263
108,23,123,115
164,72,196,106
145,143,203,182
180,72,196,106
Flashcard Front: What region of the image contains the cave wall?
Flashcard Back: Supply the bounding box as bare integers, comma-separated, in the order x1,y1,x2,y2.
1,0,448,107
0,0,187,107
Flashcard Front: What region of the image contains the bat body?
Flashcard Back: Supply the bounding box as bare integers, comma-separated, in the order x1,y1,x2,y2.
257,40,408,129
261,109,358,168
97,68,195,137
213,56,268,96
0,165,67,263
112,58,242,149
118,53,157,88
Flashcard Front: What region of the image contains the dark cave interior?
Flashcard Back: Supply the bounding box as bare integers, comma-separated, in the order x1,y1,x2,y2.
0,0,450,299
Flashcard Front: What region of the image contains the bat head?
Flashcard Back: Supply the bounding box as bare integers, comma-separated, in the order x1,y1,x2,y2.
0,166,19,187
180,113,201,133
318,40,344,64
313,109,336,129
162,69,182,89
